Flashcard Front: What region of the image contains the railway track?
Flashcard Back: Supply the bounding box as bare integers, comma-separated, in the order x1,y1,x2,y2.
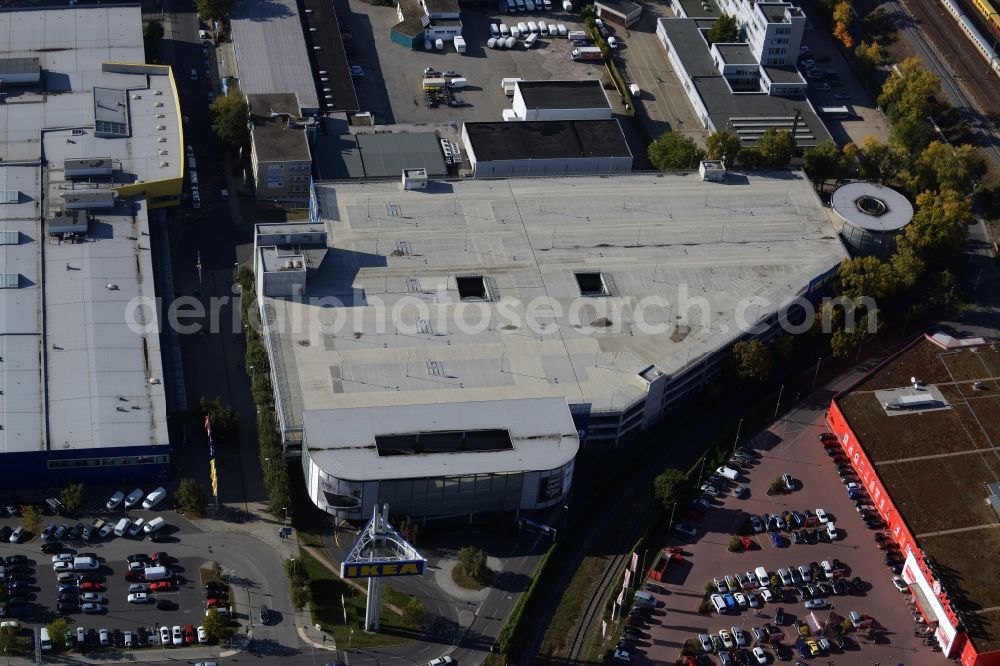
896,0,1000,165
563,550,631,663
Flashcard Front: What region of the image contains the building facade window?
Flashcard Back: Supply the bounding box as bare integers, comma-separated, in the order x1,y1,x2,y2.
48,454,170,469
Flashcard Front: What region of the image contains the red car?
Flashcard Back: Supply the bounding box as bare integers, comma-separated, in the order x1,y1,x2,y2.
183,625,196,645
205,597,224,608
124,572,144,582
79,581,102,591
149,581,171,591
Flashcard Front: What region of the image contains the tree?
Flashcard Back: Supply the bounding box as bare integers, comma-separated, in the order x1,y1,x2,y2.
833,21,853,49
21,505,40,535
833,2,853,29
900,189,973,265
198,397,241,447
59,482,85,514
737,147,765,169
907,141,986,196
855,41,884,83
647,132,705,171
706,13,739,45
203,608,227,640
890,115,934,155
211,93,250,150
755,128,794,168
837,256,899,301
705,130,741,166
878,57,939,125
731,339,772,383
398,515,420,546
143,21,164,64
653,468,688,510
846,137,905,184
48,618,68,646
0,626,15,654
803,140,847,190
402,596,425,626
457,546,489,581
195,0,234,23
176,478,209,517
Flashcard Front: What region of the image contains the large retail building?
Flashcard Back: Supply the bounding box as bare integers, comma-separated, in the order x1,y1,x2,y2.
253,170,846,521
827,333,1000,666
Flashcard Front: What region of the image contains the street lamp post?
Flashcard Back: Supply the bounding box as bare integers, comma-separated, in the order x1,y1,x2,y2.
282,506,288,525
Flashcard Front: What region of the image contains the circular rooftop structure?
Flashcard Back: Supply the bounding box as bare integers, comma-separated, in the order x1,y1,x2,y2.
830,182,913,232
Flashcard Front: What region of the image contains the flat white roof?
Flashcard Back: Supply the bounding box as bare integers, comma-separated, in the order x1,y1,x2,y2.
262,172,846,432
303,397,580,480
230,0,320,114
0,6,170,454
830,182,913,232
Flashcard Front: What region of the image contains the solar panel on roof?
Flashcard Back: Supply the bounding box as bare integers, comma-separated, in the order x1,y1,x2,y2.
0,231,19,245
1,190,19,203
0,273,20,289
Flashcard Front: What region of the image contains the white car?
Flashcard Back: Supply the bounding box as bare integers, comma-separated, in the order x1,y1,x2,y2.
127,592,150,604
81,593,106,604
752,646,767,664
427,658,454,666
760,587,774,602
815,508,829,524
106,491,125,510
731,626,747,647
892,576,909,592
52,553,74,563
172,625,184,646
197,626,208,643
719,628,734,648
52,561,72,572
127,518,145,537
159,626,171,645
142,487,167,510
124,488,144,509
607,36,618,49
129,583,148,593
747,593,760,608
733,486,748,498
733,592,747,608
826,522,839,539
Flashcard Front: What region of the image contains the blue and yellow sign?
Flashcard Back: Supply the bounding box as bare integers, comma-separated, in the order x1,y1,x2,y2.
340,560,426,579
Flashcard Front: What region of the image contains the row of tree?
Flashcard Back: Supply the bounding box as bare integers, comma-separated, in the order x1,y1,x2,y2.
648,126,796,172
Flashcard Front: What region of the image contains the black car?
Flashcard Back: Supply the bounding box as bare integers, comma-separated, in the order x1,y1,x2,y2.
57,593,78,603
259,604,271,624
56,602,77,614
204,581,225,592
112,629,125,648
136,627,149,647
792,531,805,544
773,642,792,661
850,577,866,592
41,542,64,554
86,628,99,647
149,531,169,543
155,599,178,611
77,574,102,584
775,606,785,625
69,524,85,540
4,555,27,566
5,597,28,608
0,526,11,542
623,626,643,638
617,637,636,651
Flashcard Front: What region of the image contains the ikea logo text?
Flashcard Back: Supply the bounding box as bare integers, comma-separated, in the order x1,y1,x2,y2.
341,561,424,578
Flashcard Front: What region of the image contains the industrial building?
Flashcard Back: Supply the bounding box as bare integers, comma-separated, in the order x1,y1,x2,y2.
506,80,613,122
657,0,831,147
252,172,846,519
391,0,463,49
461,120,633,177
0,6,174,488
830,182,914,259
315,129,450,180
827,333,1000,666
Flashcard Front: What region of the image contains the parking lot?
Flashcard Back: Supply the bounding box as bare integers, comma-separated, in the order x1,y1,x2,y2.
620,403,936,665
0,490,231,653
341,0,613,124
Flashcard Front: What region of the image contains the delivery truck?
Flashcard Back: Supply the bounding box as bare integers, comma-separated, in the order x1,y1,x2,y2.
454,36,467,53
567,30,587,44
571,46,602,61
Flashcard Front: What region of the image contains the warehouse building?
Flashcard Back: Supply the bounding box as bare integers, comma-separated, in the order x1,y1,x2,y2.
827,333,1000,666
248,94,316,207
0,6,175,488
461,119,633,177
594,0,642,27
253,172,845,519
657,0,831,147
507,80,612,122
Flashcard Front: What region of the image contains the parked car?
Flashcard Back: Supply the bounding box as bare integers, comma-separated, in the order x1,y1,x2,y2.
804,599,829,610
106,491,125,510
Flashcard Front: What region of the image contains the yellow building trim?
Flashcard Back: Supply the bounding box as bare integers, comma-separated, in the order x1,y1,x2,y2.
101,61,185,209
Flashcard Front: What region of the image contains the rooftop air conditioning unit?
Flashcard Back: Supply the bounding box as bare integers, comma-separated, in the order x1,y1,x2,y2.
156,125,166,130
155,102,164,107
156,113,165,118
310,27,317,31
131,94,142,100
314,46,322,50
158,149,167,155
319,70,327,75
159,161,169,167
154,90,163,95
158,137,167,143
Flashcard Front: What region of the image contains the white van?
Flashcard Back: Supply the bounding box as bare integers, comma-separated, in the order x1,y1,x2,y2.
144,566,171,581
538,21,548,35
144,517,166,534
710,594,726,613
500,23,510,37
113,517,130,537
754,566,769,583
517,21,528,34
826,522,838,539
525,32,538,47
73,556,99,571
40,628,52,651
199,29,211,43
142,487,167,510
490,23,500,37
527,20,538,33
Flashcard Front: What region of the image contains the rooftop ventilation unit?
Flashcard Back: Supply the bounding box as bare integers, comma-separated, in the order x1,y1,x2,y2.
154,90,162,95
157,137,167,143
158,149,167,155
156,113,165,118
155,102,164,107
159,161,169,167
131,94,142,100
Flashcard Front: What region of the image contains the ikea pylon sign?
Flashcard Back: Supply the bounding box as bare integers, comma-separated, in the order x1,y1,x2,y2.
341,560,426,579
